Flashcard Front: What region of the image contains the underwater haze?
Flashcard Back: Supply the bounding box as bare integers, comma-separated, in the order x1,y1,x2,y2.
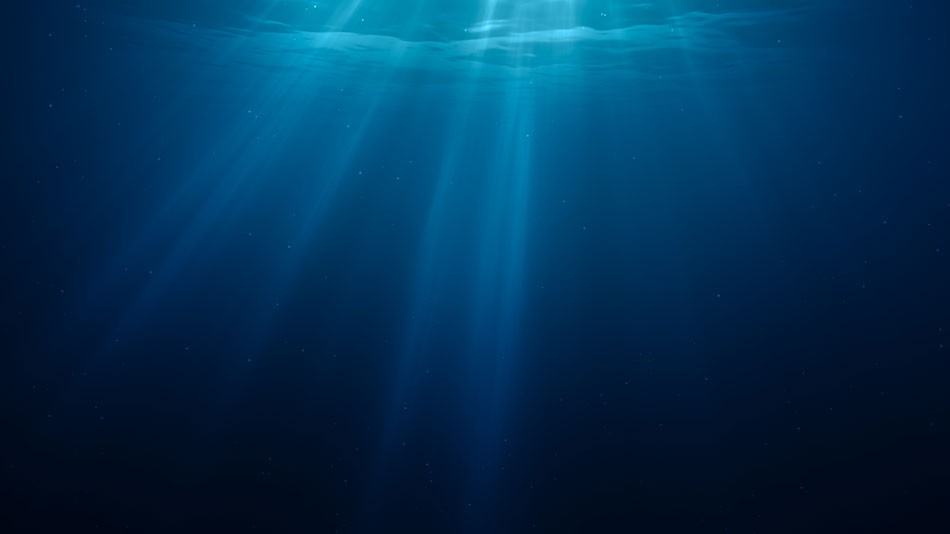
3,0,950,531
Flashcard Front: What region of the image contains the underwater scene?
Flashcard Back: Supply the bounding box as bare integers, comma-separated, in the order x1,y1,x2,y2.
3,1,949,531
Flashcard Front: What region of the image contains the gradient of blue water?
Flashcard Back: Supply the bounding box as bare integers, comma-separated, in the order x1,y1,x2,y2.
4,1,950,531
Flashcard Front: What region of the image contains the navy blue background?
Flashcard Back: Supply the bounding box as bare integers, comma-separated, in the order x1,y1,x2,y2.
3,1,949,531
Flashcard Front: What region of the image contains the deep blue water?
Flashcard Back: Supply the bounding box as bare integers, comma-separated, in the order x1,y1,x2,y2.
3,1,949,531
